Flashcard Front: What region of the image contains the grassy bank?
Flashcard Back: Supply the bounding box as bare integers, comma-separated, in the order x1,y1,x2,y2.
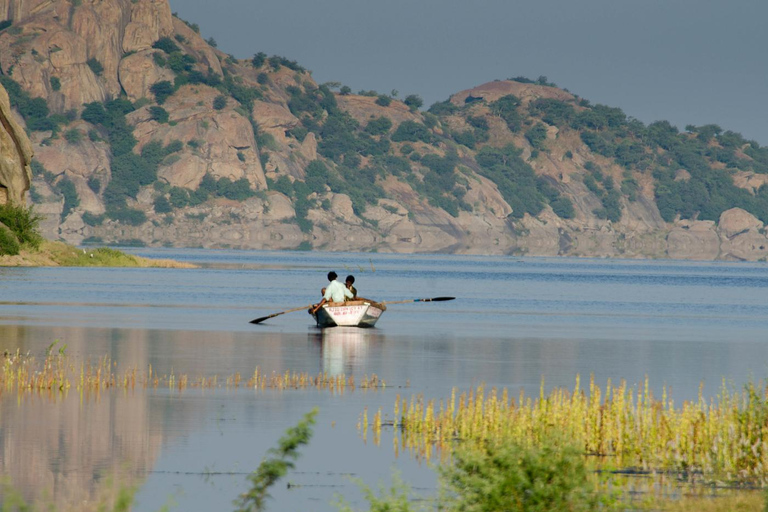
1,202,193,268
0,240,196,267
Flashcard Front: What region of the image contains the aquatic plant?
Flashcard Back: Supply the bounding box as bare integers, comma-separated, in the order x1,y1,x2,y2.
0,350,385,397
234,408,317,512
439,436,610,512
365,375,768,486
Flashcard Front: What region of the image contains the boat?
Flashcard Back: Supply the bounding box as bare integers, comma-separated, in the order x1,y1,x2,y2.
311,300,387,328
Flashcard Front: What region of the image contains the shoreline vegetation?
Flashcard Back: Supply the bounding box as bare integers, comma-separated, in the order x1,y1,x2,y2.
0,240,197,268
0,203,194,268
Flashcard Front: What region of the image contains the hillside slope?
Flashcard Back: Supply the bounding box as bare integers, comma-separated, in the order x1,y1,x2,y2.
2,0,768,260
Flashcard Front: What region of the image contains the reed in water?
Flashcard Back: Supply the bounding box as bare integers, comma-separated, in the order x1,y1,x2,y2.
0,348,384,396
365,374,768,486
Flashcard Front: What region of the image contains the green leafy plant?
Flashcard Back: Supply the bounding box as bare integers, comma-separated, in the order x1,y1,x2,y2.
439,437,608,512
57,177,80,218
0,225,21,256
86,58,104,76
150,81,174,105
149,106,169,123
392,120,433,144
404,94,423,111
234,408,317,512
0,203,44,249
213,95,227,110
152,36,181,54
335,472,428,512
525,123,548,150
64,128,82,144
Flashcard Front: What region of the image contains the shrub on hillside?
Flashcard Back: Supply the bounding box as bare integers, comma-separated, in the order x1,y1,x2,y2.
86,58,104,76
364,116,393,136
152,37,181,55
154,195,173,214
57,178,80,218
525,123,548,150
213,95,227,110
0,203,44,249
0,76,59,132
428,100,458,116
149,106,169,123
150,81,174,105
404,94,423,111
0,225,21,256
251,52,267,68
64,129,82,144
392,120,433,143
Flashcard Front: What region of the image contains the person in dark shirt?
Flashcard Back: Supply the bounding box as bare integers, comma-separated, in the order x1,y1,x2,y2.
345,275,357,300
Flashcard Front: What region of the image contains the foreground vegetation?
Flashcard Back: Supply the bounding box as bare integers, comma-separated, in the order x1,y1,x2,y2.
2,358,768,511
364,376,768,487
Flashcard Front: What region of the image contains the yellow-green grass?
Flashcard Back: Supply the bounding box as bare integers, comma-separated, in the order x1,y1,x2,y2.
0,350,384,396
0,240,196,268
654,491,763,511
367,375,768,486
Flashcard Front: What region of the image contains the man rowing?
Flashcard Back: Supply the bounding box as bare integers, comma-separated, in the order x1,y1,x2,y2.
310,271,353,314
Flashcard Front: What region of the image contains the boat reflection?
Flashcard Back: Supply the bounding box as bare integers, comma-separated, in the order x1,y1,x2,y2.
309,327,385,376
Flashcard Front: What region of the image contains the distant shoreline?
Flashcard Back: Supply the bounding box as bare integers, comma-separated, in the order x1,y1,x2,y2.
0,241,196,268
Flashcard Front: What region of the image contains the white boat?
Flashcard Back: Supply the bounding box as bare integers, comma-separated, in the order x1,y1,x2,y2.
311,300,386,328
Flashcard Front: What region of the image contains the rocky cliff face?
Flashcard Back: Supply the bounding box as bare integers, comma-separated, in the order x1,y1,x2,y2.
2,0,768,260
0,81,32,205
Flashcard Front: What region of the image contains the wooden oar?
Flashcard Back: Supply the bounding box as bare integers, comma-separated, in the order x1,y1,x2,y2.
381,296,455,305
249,303,315,324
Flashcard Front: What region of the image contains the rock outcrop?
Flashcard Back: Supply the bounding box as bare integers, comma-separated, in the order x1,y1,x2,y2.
3,0,768,261
0,81,32,205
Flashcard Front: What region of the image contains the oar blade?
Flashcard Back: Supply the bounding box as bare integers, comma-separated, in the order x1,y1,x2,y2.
426,296,455,302
249,303,315,325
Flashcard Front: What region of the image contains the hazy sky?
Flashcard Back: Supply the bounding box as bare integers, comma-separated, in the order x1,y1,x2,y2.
169,0,768,145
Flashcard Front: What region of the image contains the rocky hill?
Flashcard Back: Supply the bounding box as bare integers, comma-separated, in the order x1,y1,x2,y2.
2,0,768,260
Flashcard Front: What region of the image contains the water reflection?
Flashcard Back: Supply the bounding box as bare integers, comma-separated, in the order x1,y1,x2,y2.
309,327,385,376
0,389,158,510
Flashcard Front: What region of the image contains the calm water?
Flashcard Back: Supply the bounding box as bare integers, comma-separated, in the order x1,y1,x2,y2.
1,250,768,511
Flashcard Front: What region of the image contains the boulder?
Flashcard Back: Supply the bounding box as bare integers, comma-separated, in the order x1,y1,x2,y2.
718,208,762,239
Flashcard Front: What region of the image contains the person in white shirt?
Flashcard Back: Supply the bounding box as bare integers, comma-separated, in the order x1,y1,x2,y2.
310,271,353,314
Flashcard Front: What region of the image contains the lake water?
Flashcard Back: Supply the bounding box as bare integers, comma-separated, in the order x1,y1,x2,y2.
1,250,768,511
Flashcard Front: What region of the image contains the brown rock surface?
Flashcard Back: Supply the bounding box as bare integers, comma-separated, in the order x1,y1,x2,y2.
667,220,720,260
732,171,768,194
336,95,421,128
718,208,762,239
450,80,576,107
0,81,32,204
119,50,176,101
